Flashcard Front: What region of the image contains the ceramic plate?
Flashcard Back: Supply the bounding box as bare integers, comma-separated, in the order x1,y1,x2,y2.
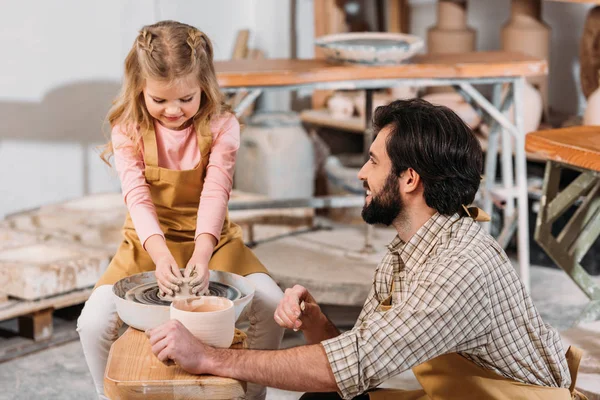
315,32,423,65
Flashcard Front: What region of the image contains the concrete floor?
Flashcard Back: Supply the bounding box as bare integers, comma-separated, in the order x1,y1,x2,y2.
0,264,598,400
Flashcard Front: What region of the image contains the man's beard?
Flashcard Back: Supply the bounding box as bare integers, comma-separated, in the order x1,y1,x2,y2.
361,174,403,226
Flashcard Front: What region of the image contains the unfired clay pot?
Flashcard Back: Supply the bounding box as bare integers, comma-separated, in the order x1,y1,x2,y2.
159,276,209,301
354,92,393,119
506,80,543,134
170,296,235,348
426,0,475,94
584,81,600,125
501,0,550,113
427,0,476,55
389,86,418,101
421,92,481,129
327,93,355,119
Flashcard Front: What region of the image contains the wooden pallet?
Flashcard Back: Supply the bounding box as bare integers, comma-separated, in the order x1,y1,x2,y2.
0,287,92,342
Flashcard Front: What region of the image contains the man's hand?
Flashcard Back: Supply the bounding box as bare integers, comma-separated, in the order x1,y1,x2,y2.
147,320,210,374
274,285,324,332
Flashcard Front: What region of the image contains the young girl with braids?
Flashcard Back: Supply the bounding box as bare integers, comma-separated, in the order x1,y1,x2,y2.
77,20,284,400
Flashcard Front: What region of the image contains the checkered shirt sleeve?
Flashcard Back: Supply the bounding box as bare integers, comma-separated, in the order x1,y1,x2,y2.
322,256,490,399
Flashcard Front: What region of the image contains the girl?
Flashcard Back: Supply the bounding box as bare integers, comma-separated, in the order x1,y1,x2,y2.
77,20,284,400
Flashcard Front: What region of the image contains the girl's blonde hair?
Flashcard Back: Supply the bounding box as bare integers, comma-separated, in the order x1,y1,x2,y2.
101,20,229,164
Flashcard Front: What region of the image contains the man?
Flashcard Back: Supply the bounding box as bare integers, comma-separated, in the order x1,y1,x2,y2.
148,99,583,399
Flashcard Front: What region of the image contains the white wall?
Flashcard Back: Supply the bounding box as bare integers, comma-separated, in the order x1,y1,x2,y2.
0,0,591,218
0,0,290,218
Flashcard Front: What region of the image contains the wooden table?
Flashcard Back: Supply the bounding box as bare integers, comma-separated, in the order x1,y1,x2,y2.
526,126,600,323
217,51,548,290
216,52,545,86
104,328,246,400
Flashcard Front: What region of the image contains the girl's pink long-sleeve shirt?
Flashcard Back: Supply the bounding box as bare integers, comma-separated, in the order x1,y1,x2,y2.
112,114,239,247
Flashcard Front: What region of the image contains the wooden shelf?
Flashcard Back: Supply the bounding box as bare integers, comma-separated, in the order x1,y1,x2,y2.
545,0,600,4
216,52,547,89
300,109,365,133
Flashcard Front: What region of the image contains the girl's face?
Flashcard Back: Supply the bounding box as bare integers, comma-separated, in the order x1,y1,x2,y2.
143,74,201,130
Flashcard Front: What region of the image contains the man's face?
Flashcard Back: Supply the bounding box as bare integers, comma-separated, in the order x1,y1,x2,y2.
358,126,403,226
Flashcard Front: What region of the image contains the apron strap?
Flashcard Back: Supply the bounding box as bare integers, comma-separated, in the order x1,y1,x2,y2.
142,124,159,167
141,120,212,169
196,121,213,163
565,346,585,395
461,205,491,222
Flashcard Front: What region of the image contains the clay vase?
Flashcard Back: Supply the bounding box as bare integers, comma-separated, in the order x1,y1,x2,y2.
427,0,476,54
583,76,600,125
354,91,393,119
427,0,476,94
579,6,600,99
327,92,355,119
389,85,418,101
505,80,543,136
501,0,550,115
170,296,235,348
421,92,481,129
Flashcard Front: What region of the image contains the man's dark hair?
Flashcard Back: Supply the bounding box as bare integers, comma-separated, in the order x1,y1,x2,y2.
373,98,483,215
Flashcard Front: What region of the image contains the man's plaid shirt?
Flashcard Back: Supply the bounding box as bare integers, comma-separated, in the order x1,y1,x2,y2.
321,213,571,399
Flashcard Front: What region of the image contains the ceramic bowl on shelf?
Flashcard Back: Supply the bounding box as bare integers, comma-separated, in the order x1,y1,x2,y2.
315,32,423,65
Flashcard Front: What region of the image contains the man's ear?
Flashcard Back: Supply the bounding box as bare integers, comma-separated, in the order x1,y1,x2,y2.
401,168,421,194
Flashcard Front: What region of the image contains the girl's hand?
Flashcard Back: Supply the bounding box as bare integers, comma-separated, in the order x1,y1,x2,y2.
184,260,210,295
154,254,184,297
145,235,184,297
185,234,216,295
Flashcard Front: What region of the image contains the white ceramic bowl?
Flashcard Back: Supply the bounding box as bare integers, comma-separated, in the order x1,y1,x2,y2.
315,32,423,65
170,296,235,348
113,270,255,331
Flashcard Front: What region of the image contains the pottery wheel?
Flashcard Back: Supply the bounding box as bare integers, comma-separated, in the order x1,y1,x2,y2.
124,281,241,306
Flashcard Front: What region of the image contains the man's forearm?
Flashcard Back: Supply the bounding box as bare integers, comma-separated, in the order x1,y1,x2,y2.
304,313,341,345
206,344,339,393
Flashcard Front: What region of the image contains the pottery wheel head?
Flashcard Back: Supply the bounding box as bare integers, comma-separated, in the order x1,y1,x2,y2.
125,281,241,306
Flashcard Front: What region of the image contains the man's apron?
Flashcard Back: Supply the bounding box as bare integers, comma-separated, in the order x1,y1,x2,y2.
96,122,267,287
368,279,586,400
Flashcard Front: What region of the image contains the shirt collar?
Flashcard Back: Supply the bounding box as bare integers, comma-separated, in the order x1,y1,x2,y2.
386,213,461,272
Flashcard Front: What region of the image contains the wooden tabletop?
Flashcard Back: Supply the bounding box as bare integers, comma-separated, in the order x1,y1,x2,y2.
545,0,600,4
525,126,600,171
215,51,547,88
104,328,246,400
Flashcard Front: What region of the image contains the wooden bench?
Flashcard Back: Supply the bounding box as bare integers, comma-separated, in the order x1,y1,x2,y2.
104,327,247,400
526,126,600,323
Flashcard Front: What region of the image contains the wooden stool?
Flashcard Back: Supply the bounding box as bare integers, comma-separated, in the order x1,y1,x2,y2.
104,327,248,400
526,126,600,324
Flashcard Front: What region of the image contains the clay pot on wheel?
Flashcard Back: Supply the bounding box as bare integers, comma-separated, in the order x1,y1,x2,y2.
170,296,235,348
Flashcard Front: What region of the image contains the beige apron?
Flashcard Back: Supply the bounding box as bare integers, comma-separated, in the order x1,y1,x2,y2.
368,283,586,400
96,122,267,287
